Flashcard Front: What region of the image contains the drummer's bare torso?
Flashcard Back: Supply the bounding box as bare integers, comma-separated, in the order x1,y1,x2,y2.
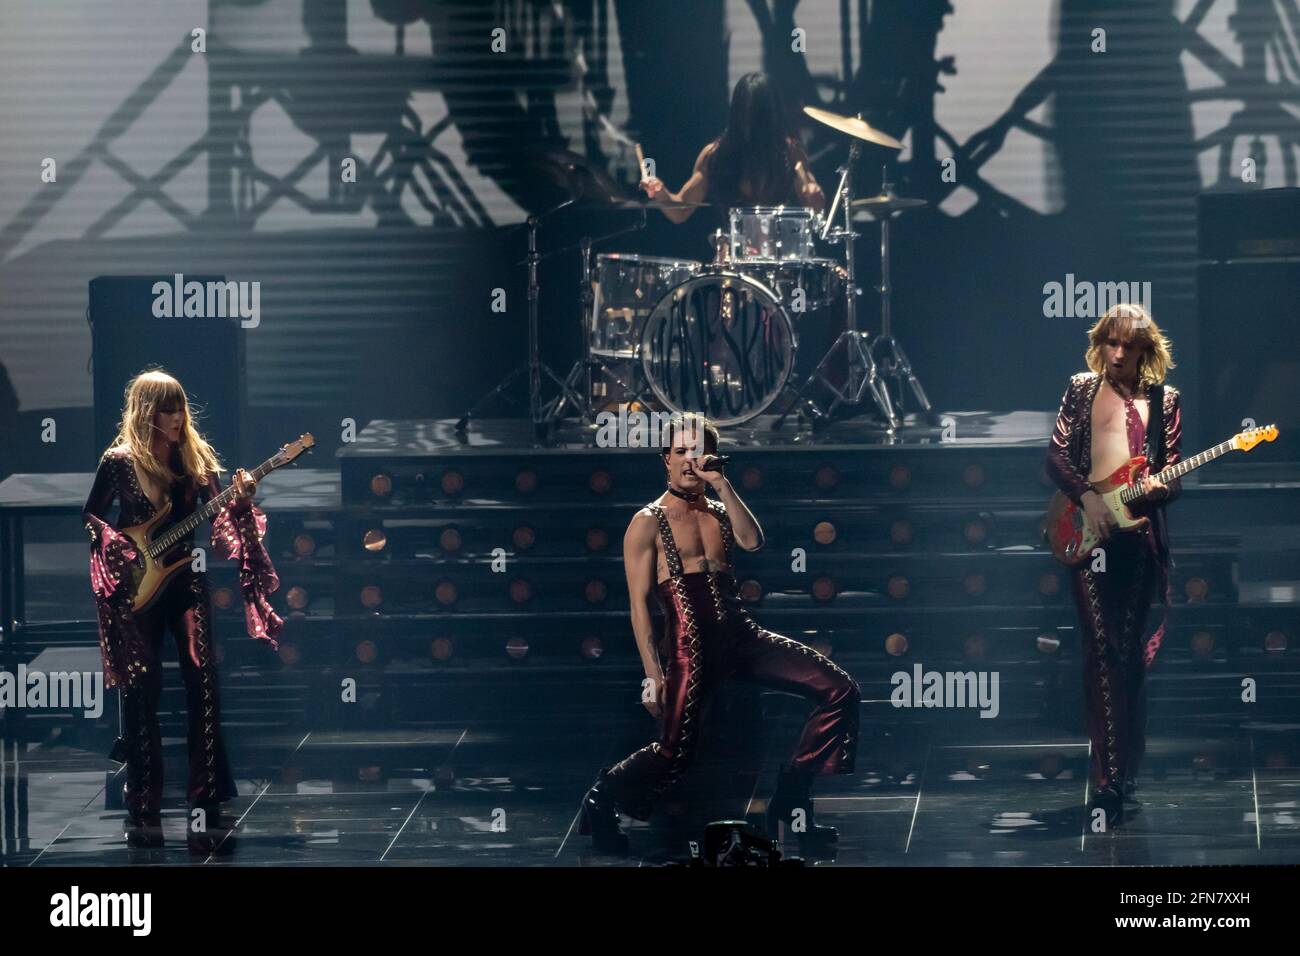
1089,377,1149,483
644,494,730,586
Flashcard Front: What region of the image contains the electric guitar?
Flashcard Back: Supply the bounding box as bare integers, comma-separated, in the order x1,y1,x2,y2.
122,434,314,611
1045,424,1277,566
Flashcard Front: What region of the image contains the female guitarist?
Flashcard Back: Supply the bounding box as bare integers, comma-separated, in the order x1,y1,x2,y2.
81,369,283,847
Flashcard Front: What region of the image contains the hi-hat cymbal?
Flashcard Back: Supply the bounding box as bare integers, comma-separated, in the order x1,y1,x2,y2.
803,106,904,151
850,192,929,216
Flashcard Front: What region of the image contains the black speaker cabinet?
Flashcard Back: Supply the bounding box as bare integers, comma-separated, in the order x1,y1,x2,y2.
1197,260,1299,463
89,276,247,466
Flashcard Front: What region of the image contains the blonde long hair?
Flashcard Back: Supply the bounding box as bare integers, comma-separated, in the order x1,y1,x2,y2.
1084,303,1176,386
104,369,224,491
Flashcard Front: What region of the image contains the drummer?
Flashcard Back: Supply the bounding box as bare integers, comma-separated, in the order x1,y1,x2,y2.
639,72,825,226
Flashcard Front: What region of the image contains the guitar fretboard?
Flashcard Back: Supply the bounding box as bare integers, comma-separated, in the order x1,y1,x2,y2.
147,457,277,557
1118,439,1234,505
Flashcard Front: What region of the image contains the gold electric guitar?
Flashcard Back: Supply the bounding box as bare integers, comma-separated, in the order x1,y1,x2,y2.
122,434,314,611
1045,424,1277,566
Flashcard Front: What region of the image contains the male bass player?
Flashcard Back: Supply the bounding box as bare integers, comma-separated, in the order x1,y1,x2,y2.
579,414,860,854
1045,303,1183,827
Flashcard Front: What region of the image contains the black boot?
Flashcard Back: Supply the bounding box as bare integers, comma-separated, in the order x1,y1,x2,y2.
766,768,837,846
1089,785,1124,830
124,811,163,848
578,770,629,856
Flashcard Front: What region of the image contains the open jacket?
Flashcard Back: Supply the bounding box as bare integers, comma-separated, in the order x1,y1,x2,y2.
81,449,283,689
1045,370,1183,563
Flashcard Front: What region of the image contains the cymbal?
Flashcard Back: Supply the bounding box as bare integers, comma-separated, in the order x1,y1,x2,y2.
850,192,929,216
580,197,714,211
528,146,634,205
803,106,904,151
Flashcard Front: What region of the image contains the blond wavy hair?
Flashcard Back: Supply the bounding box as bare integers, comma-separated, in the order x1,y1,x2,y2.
103,368,225,492
1084,303,1176,385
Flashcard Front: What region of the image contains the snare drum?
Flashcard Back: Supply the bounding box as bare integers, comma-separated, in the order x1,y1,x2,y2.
590,254,699,358
729,206,821,262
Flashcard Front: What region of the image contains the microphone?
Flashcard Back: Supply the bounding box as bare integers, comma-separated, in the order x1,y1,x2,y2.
697,455,731,472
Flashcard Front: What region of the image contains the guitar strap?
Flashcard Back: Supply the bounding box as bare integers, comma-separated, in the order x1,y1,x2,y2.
1146,383,1165,469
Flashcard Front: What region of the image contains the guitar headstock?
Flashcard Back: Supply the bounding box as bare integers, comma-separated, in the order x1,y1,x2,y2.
273,433,315,467
1232,424,1278,452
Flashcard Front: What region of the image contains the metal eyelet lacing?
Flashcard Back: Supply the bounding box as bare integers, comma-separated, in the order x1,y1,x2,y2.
189,573,219,797
1081,567,1120,787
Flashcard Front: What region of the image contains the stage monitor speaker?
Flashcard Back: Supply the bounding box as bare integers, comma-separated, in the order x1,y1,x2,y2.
1197,260,1299,463
89,276,247,467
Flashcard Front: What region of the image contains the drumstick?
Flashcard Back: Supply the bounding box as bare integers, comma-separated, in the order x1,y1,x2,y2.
635,142,647,181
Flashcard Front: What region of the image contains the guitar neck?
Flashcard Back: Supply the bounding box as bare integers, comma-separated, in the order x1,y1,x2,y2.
151,457,278,552
1119,439,1235,504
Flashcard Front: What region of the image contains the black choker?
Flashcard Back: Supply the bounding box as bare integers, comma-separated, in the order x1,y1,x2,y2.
667,486,701,502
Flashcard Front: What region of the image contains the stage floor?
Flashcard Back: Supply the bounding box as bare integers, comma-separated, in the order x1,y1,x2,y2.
6,713,1297,867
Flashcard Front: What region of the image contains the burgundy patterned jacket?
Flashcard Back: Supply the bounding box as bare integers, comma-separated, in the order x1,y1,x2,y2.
1045,371,1184,562
82,449,283,688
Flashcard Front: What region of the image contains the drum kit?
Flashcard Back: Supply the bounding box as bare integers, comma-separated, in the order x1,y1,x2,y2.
456,106,934,438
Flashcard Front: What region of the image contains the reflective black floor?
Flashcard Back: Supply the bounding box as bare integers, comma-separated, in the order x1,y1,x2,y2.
4,709,1298,867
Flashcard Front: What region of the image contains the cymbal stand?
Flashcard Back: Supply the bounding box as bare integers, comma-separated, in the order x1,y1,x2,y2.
776,139,897,430
870,169,934,420
456,204,585,441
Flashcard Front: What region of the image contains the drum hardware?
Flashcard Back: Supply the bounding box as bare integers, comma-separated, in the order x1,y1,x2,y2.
455,202,588,441
775,121,899,431
853,176,937,423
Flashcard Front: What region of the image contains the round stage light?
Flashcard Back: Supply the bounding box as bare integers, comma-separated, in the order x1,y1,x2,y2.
811,576,837,601
439,527,462,552
510,579,532,604
370,474,392,498
889,464,911,490
887,575,910,600
1264,630,1288,654
890,519,913,545
581,637,604,660
356,640,378,664
293,533,316,557
432,637,454,661
1185,577,1209,602
814,465,839,490
741,466,763,490
963,518,987,545
278,643,300,666
1191,630,1215,657
584,579,607,604
513,526,536,550
1039,753,1064,779
885,633,909,656
589,469,612,494
286,586,309,610
515,468,538,494
1038,572,1061,597
360,585,382,609
585,527,609,552
440,469,464,496
506,637,529,659
435,581,457,606
962,463,985,488
964,633,988,660
812,639,833,658
739,579,763,603
963,573,987,597
363,529,387,552
213,639,226,666
212,586,235,609
1036,632,1061,654
813,521,837,545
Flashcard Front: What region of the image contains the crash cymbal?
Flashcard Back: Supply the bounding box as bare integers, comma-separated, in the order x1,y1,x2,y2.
803,106,904,151
528,146,635,205
850,192,929,216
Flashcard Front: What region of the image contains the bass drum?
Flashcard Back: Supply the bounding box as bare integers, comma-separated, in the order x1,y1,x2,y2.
640,271,795,427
